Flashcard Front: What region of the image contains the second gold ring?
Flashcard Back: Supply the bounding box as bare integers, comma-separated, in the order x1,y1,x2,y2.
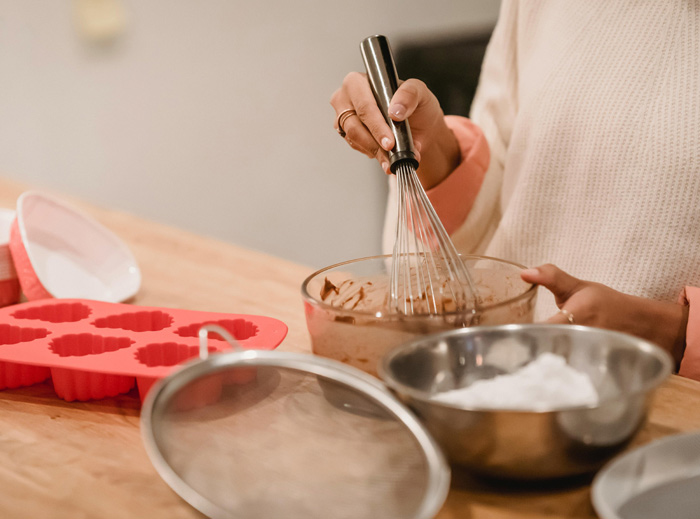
336,108,357,138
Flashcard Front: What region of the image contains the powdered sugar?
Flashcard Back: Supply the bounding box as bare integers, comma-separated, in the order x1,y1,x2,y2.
431,353,599,410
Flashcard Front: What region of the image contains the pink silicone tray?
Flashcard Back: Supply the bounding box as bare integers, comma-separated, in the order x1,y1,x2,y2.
0,299,287,402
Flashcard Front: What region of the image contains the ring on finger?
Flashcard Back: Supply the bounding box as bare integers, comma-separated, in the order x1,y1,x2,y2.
336,108,357,138
558,308,575,324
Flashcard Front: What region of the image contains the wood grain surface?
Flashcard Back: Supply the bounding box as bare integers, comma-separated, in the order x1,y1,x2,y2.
0,178,697,518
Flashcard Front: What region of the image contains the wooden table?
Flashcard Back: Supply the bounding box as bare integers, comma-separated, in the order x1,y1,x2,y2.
0,178,698,518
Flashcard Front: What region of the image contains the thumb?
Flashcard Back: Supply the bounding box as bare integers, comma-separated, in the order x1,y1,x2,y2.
389,78,430,121
521,264,582,306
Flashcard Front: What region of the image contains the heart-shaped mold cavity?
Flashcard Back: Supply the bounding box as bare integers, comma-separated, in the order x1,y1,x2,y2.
12,301,92,323
135,342,218,402
175,319,258,341
50,334,134,357
91,310,173,332
0,324,50,345
135,342,217,367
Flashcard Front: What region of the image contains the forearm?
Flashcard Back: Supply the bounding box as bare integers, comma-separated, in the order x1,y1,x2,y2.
416,119,461,190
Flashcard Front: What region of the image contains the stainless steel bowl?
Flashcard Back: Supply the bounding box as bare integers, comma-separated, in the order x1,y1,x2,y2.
379,324,673,480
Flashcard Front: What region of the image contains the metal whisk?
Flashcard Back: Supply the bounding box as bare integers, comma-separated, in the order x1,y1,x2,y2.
360,35,479,316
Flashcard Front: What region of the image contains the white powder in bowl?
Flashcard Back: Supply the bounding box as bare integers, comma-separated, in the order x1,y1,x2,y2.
431,353,598,410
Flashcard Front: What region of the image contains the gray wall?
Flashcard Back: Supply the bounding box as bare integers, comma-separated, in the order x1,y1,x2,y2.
0,0,500,269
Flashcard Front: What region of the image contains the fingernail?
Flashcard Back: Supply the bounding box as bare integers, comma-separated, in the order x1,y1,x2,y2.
381,137,392,150
381,161,390,173
389,103,406,120
521,268,539,277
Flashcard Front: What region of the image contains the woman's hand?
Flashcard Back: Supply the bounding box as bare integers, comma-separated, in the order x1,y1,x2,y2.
521,264,689,367
330,72,461,189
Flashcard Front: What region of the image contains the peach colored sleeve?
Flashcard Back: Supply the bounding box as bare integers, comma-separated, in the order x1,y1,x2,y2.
426,116,490,236
677,286,700,380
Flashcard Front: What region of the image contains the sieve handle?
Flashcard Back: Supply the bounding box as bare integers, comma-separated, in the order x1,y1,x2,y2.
360,35,419,173
198,324,242,359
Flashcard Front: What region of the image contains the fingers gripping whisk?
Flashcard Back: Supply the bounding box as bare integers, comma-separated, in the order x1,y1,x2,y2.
360,35,479,316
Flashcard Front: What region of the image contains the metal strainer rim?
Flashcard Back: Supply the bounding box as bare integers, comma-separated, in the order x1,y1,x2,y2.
140,349,451,519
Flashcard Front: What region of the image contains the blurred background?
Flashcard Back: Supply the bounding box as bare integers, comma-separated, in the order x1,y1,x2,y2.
0,0,500,269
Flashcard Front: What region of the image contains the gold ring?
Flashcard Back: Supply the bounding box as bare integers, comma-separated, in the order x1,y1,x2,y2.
558,308,575,324
336,108,356,138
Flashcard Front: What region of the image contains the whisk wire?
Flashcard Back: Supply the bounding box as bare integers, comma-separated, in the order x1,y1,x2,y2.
390,162,478,315
404,164,438,313
404,165,440,313
361,34,478,317
392,166,410,313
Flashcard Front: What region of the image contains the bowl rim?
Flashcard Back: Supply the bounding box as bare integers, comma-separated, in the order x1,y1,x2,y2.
15,190,142,302
378,323,674,414
590,429,700,518
300,254,538,320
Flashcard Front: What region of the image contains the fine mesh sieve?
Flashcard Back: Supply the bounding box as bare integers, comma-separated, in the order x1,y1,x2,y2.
140,325,450,519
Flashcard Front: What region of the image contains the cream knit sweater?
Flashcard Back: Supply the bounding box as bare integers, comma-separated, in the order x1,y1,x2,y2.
386,0,700,320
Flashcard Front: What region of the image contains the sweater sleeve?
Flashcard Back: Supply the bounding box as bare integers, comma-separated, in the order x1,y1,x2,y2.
425,116,490,236
677,287,700,380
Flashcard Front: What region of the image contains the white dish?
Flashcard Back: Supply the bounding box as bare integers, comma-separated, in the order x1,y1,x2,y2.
10,191,141,302
592,431,700,519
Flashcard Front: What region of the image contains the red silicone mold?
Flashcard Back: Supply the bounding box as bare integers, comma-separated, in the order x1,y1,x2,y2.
0,299,287,402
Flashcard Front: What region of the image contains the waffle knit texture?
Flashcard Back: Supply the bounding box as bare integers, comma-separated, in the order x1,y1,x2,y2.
384,0,700,374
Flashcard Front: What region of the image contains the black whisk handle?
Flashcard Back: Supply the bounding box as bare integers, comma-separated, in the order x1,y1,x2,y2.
360,35,419,173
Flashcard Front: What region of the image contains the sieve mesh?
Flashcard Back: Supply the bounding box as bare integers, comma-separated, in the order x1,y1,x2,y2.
144,354,448,519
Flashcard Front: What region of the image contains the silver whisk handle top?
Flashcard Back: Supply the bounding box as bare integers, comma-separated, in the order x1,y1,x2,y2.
360,35,419,174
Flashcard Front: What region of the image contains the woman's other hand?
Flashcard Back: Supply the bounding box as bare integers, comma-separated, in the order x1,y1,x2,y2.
521,264,688,367
330,73,461,189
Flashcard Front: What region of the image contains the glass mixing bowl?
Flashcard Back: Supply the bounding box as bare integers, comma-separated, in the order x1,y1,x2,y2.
301,255,537,377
